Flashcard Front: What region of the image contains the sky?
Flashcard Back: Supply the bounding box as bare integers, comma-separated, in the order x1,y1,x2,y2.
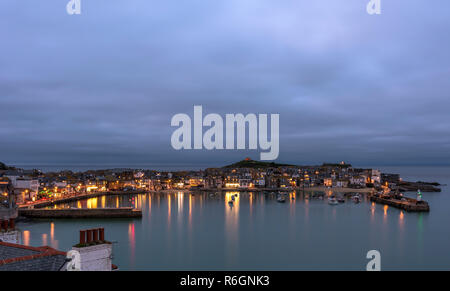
1,0,450,169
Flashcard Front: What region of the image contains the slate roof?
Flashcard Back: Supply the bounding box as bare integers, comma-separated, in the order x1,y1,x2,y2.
0,242,67,271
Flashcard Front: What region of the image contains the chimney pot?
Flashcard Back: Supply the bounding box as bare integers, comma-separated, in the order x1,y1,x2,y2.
86,229,93,243
8,218,15,230
93,229,99,242
2,220,8,231
80,230,86,244
99,228,105,241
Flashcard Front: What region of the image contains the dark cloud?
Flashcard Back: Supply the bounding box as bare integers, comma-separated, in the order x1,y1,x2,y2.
1,0,450,169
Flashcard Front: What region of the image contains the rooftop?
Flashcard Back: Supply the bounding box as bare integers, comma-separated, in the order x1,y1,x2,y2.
0,242,67,271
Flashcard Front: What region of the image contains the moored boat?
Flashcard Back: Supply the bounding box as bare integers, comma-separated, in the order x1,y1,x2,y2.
352,194,361,203
328,197,338,205
277,195,286,203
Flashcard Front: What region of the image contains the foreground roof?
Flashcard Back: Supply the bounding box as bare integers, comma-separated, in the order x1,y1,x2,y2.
0,242,67,271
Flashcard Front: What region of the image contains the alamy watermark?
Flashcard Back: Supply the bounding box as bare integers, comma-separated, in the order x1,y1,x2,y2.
366,250,381,271
66,1,381,15
66,250,81,271
66,0,81,15
367,0,382,15
170,106,280,160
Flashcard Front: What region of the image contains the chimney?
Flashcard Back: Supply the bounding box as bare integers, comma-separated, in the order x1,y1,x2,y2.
72,227,113,271
99,228,105,241
93,229,99,242
86,229,93,243
80,230,86,244
8,218,15,230
1,220,8,231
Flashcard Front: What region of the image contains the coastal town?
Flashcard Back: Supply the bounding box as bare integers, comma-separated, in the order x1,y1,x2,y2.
0,159,440,208
0,159,441,270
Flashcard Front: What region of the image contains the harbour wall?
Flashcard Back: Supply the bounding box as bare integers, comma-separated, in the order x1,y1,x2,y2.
18,207,142,219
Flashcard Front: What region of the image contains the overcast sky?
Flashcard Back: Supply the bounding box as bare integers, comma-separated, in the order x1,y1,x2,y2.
1,0,450,169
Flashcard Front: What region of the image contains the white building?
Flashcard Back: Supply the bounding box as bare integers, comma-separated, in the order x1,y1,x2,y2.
255,178,265,187
350,176,366,187
371,170,381,184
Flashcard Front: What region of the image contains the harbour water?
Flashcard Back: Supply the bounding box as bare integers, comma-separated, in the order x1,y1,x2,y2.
16,166,450,270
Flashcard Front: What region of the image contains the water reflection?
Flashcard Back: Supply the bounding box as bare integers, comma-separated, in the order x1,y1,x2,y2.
399,211,404,228
42,233,48,246
167,194,172,227
225,192,240,265
371,202,376,216
87,197,98,209
189,194,193,229
23,230,30,246
128,222,135,268
249,193,253,217
37,190,433,270
178,192,184,216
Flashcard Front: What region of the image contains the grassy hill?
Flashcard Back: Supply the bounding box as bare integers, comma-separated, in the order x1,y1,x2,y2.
0,162,17,171
321,163,352,168
223,159,296,169
0,162,9,170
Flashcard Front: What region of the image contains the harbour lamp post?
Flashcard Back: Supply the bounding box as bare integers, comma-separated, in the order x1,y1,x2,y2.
417,189,422,202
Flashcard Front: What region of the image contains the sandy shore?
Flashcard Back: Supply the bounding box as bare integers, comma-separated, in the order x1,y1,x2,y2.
303,186,374,193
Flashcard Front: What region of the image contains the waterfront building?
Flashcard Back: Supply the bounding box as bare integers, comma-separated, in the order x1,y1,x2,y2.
324,178,333,187
335,179,349,188
382,173,400,185
238,178,253,188
349,176,366,187
255,177,265,187
369,169,382,186
3,172,39,203
189,177,204,188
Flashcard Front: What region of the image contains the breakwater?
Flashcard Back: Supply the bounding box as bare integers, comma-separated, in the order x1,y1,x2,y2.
369,195,430,212
20,190,147,209
18,207,142,219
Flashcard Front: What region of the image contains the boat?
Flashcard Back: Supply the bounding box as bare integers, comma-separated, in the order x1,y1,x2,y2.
337,197,345,203
352,194,361,203
328,197,338,205
277,195,286,203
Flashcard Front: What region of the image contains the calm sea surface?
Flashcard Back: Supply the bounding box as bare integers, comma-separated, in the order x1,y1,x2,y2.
16,166,450,270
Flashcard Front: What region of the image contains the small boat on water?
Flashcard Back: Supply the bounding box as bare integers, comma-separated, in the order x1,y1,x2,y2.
337,197,345,203
277,195,286,203
352,194,361,203
328,197,339,205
